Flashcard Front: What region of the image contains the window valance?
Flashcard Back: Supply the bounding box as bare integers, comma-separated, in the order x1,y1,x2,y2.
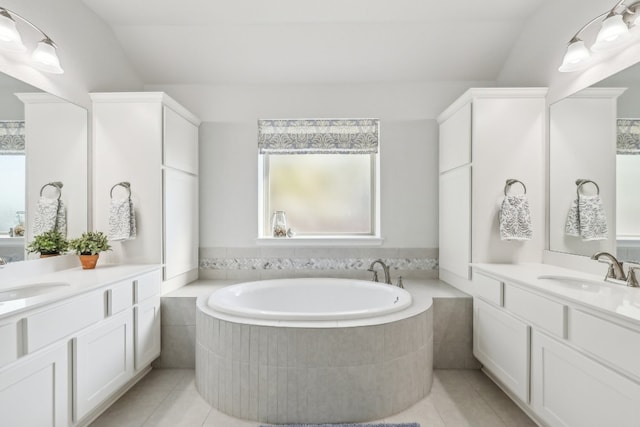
258,119,379,154
618,119,640,155
0,121,25,154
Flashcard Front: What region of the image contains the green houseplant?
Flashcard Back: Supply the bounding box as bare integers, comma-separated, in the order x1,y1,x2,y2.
68,231,111,269
26,230,68,257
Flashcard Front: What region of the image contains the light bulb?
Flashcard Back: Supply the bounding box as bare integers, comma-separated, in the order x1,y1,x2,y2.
31,38,64,74
591,14,631,52
0,10,26,52
559,39,591,72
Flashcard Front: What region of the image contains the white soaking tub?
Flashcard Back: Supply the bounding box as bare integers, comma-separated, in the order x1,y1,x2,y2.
195,277,434,424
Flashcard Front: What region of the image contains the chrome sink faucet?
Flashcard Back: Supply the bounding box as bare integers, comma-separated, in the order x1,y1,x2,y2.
368,259,392,285
591,251,626,281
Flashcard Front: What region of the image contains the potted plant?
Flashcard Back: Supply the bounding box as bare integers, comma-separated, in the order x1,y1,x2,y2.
26,230,68,258
68,231,111,269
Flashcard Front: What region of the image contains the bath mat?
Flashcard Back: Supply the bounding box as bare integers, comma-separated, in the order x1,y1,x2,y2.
260,423,420,427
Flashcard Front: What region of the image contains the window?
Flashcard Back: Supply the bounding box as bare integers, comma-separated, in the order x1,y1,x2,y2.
258,119,380,238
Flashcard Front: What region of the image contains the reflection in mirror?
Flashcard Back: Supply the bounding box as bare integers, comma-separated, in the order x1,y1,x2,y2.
0,73,87,263
549,62,640,261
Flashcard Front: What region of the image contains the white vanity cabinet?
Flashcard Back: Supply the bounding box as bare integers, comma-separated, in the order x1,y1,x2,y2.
437,88,547,294
474,268,640,427
0,266,162,427
92,92,201,294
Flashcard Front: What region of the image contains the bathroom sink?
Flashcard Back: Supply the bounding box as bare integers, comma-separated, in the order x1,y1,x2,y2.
0,282,70,302
537,275,605,292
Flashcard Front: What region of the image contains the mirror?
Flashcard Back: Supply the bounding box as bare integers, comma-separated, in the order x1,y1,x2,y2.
549,61,640,261
0,73,87,263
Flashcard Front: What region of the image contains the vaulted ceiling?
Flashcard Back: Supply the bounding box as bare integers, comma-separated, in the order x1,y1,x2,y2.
81,0,569,85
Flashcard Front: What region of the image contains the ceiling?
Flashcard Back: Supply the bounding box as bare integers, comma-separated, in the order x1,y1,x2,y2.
81,0,555,85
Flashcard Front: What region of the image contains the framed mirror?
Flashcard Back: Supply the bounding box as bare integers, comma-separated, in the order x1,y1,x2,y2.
548,61,640,261
0,72,87,263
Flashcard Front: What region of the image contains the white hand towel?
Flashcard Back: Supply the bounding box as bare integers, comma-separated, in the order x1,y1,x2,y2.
33,197,59,235
565,195,608,241
499,194,533,241
108,197,137,241
55,199,67,237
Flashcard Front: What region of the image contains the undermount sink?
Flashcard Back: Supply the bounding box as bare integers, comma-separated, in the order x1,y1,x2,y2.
0,282,70,302
537,275,605,292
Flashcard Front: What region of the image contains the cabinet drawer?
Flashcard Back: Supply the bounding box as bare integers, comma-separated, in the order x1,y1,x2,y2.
135,270,162,303
474,273,502,306
569,309,640,381
25,291,105,353
0,321,18,368
108,280,134,316
504,284,566,338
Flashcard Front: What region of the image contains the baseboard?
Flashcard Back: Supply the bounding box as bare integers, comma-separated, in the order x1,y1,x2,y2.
161,268,199,295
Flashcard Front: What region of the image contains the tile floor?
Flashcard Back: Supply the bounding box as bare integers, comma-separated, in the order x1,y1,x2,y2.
90,369,537,427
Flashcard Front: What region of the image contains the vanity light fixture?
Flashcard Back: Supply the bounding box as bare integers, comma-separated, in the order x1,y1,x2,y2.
0,7,63,74
559,0,640,72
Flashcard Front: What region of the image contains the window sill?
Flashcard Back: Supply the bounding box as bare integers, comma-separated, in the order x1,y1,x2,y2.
256,236,384,247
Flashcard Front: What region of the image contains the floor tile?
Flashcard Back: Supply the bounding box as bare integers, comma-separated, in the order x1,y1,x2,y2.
141,388,211,427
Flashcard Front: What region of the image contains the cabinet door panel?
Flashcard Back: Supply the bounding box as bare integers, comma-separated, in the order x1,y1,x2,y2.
0,321,18,368
0,343,68,426
439,166,471,279
532,330,640,427
164,169,198,280
473,298,529,402
439,102,471,172
135,295,161,370
74,309,134,421
163,106,198,174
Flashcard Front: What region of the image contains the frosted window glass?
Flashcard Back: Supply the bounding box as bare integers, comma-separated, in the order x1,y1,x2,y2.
267,154,373,235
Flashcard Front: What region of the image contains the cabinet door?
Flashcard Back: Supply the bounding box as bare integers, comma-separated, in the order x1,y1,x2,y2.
163,105,198,174
74,309,134,421
0,342,68,427
473,298,529,402
163,168,198,280
531,330,640,427
439,102,471,173
135,295,161,370
439,165,471,279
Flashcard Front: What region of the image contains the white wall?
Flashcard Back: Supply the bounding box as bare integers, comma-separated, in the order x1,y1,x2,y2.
148,81,493,248
617,155,640,237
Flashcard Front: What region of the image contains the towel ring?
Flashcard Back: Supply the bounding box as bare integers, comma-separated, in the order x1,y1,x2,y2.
110,181,132,198
39,181,63,200
504,179,526,196
576,179,599,197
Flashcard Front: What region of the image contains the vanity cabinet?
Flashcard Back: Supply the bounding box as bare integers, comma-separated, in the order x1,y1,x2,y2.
474,269,640,427
0,266,161,427
92,92,201,294
437,88,547,294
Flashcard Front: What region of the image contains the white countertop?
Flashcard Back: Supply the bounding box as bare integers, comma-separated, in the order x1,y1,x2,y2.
473,263,640,326
0,264,160,319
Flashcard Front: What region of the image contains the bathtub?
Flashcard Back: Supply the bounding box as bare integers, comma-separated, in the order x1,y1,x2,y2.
195,277,433,424
208,278,412,321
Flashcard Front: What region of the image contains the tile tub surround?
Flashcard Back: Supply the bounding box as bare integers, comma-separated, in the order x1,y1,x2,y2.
155,279,475,370
199,247,438,280
195,302,433,423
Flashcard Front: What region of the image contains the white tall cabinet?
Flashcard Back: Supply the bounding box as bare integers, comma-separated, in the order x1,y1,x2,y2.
92,93,201,293
437,88,547,295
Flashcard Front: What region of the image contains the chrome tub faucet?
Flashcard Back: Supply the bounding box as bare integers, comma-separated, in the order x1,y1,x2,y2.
367,259,404,288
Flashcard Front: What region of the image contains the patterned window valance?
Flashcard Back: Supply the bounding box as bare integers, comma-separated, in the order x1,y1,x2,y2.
258,119,379,154
617,119,640,155
0,121,25,154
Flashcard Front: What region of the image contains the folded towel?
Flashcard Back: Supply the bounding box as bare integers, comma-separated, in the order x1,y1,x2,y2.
108,196,136,241
499,194,533,241
565,195,608,241
33,197,66,236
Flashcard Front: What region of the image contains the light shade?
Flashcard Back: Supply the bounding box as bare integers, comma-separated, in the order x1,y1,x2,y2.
591,13,632,51
31,38,63,74
559,39,591,72
0,10,26,52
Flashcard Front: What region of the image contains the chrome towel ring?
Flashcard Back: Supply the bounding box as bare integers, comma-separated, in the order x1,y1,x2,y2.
110,181,132,198
504,179,527,196
39,181,63,200
575,179,599,197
